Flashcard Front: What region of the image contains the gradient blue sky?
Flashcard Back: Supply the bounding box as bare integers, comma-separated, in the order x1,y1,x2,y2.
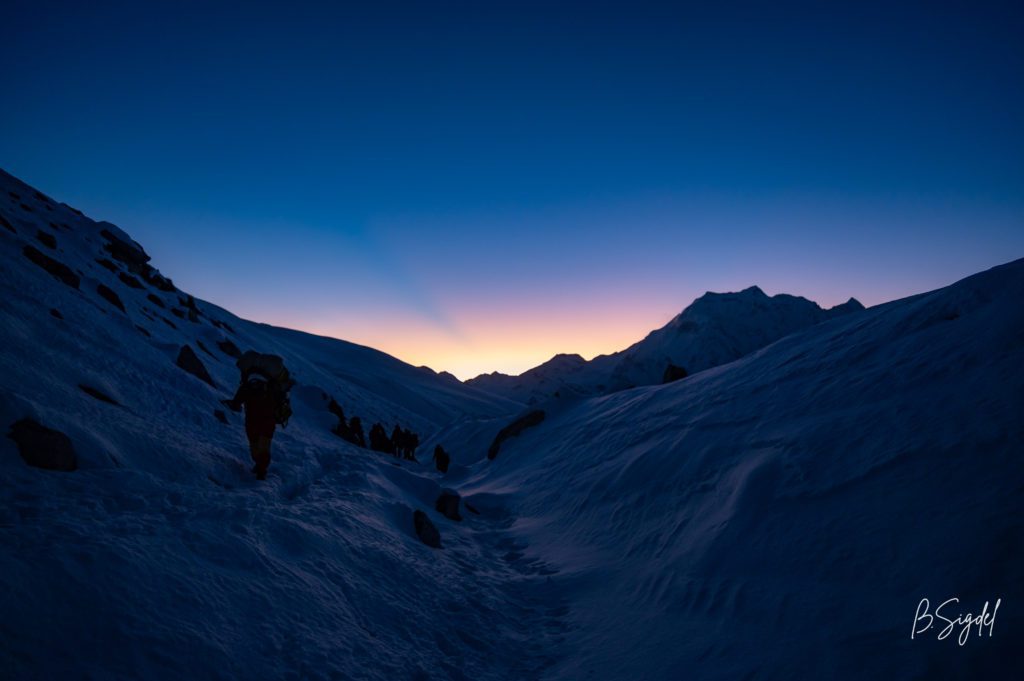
3,0,1022,377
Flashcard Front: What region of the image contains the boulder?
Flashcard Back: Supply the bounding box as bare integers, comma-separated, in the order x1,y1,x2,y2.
35,230,57,249
146,293,165,308
413,510,442,548
176,345,216,388
97,284,126,313
8,418,77,471
661,363,688,384
118,272,144,289
217,339,242,359
100,227,150,267
23,245,79,288
79,384,119,405
0,213,14,233
434,490,462,522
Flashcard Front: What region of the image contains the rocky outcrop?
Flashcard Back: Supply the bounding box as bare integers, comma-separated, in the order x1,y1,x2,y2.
8,418,77,471
96,284,126,313
23,245,79,288
118,272,144,289
487,410,545,460
176,345,216,388
79,384,119,405
35,230,56,249
434,490,462,522
413,510,441,548
661,363,688,384
217,339,242,359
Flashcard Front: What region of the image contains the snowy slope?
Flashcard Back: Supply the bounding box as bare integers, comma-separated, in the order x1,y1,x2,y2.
1,167,1021,680
455,258,1024,679
0,169,551,680
467,287,863,403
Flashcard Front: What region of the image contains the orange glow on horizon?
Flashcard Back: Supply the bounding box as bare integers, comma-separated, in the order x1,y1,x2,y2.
249,302,679,381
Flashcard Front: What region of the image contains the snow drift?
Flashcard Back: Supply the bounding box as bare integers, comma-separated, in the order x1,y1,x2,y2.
1,168,1021,679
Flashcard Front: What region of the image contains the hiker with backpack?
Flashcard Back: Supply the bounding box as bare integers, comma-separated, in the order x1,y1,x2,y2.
223,351,294,480
432,444,450,473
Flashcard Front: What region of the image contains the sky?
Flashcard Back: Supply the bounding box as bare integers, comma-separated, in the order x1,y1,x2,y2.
2,0,1022,379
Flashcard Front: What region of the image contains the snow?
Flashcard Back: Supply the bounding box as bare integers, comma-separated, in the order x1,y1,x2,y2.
1,167,1021,678
467,285,864,404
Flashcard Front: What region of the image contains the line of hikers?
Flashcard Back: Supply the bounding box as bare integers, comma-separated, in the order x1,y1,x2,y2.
225,351,451,480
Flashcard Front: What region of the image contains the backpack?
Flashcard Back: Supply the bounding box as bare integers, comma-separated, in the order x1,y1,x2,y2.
236,351,295,426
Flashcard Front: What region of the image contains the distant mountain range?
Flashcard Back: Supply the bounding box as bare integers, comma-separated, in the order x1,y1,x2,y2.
467,286,864,404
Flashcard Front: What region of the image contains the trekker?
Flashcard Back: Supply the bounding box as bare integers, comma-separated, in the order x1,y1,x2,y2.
224,351,293,480
390,424,403,457
432,445,450,473
348,416,366,448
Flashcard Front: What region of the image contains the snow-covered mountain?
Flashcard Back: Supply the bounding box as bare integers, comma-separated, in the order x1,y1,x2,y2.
467,287,864,404
2,168,1020,679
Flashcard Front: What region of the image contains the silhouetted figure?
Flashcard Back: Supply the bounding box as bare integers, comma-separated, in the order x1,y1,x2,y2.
407,429,420,461
328,397,346,423
390,424,403,457
348,416,366,448
224,352,293,480
432,445,450,473
369,422,391,453
328,398,350,439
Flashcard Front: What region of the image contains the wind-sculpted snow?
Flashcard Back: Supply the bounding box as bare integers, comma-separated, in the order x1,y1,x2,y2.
457,258,1024,678
1,167,1020,679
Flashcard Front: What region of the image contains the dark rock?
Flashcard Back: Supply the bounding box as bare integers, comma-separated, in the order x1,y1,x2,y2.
162,317,178,330
464,502,480,515
181,295,201,322
661,363,688,384
100,227,151,267
33,190,53,204
96,284,126,313
434,490,462,522
35,230,57,249
63,203,84,216
19,202,33,212
49,308,63,319
146,293,165,308
79,384,119,406
214,409,228,424
487,410,545,460
413,510,442,548
327,397,346,421
7,191,19,199
118,272,144,289
196,340,216,358
212,319,235,334
135,325,151,337
217,339,242,358
8,418,77,471
171,308,185,319
1,213,14,233
141,267,175,292
176,345,216,387
95,258,119,272
23,245,79,288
